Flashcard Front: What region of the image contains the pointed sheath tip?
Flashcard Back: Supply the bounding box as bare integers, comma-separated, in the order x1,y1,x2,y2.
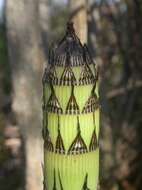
77,116,81,134
66,21,75,35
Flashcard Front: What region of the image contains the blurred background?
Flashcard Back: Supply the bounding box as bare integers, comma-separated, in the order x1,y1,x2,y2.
0,0,142,190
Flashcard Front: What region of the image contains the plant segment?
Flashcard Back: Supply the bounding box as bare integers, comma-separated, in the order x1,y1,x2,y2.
42,22,100,190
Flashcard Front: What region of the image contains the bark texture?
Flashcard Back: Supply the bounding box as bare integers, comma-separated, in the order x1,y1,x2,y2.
6,0,45,189
69,0,88,43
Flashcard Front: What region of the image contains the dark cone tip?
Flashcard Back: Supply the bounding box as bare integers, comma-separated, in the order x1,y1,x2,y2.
66,21,75,36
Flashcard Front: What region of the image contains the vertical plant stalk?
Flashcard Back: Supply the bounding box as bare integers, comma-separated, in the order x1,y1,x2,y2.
42,22,100,190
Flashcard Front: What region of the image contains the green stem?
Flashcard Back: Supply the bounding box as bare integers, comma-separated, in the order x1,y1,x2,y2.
42,22,99,190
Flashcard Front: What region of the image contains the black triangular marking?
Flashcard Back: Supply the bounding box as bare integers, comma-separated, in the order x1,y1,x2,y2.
66,86,80,114
42,67,48,84
42,164,48,190
44,129,54,152
68,116,88,155
82,85,99,113
46,84,63,114
42,117,47,140
53,169,57,190
93,63,98,81
81,173,90,190
83,44,93,65
89,128,98,151
60,66,77,85
42,109,48,140
42,84,46,109
48,65,58,85
89,113,98,151
55,115,65,154
79,64,95,85
43,182,47,190
58,170,64,190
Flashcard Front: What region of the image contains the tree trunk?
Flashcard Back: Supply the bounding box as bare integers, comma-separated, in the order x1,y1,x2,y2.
6,0,45,189
69,0,88,43
39,0,49,57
